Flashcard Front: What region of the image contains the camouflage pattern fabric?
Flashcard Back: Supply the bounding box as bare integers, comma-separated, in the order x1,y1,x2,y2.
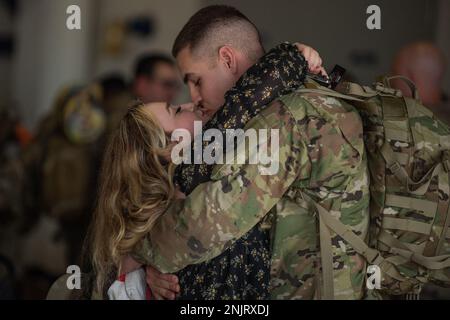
430,100,450,127
334,77,450,296
283,77,450,298
133,86,371,300
85,43,309,300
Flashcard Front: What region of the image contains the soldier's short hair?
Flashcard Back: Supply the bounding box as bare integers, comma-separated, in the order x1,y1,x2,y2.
172,5,264,63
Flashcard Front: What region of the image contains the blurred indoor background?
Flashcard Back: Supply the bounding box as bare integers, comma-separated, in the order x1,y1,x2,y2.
0,0,449,299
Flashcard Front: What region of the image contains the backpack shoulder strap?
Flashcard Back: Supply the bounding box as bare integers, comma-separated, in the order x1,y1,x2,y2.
337,81,379,98
296,79,382,102
298,192,383,299
296,87,365,102
380,75,420,101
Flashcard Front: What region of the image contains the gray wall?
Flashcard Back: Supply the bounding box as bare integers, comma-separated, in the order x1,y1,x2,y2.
91,0,202,105
8,0,448,129
11,0,201,129
204,0,438,85
93,0,201,79
12,0,97,129
436,0,450,93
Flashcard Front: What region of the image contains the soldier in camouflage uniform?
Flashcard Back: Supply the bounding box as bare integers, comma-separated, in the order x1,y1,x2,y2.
132,84,371,300
127,6,370,300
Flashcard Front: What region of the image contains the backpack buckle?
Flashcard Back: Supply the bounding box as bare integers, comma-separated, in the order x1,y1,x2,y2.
443,159,450,173
375,83,403,97
389,162,402,174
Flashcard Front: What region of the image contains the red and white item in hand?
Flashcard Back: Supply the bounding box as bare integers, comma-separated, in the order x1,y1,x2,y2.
107,268,152,300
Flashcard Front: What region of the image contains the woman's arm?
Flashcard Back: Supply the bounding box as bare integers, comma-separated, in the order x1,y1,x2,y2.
142,43,325,300
132,102,304,273
295,43,327,76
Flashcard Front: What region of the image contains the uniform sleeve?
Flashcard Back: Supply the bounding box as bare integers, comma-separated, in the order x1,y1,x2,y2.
131,102,305,273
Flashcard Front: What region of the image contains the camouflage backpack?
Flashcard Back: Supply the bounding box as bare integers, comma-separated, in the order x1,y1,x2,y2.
298,76,450,298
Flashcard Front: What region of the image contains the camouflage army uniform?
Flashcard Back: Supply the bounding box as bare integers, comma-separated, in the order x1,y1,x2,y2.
431,100,450,127
132,87,371,300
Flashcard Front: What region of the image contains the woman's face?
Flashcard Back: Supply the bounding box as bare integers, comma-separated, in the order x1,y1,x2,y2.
144,102,200,136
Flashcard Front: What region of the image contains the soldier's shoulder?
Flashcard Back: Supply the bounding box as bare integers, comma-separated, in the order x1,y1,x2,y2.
244,99,297,131
277,90,345,123
280,89,364,127
432,102,450,128
279,90,351,113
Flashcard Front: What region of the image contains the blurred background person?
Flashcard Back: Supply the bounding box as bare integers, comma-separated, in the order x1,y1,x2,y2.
391,41,449,125
0,255,16,299
0,105,30,300
6,78,126,299
132,54,181,103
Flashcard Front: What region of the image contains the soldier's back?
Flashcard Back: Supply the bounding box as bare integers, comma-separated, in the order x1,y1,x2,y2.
267,90,370,299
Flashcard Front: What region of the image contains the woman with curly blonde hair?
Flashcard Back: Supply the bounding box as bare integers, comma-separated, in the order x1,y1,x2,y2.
90,100,197,296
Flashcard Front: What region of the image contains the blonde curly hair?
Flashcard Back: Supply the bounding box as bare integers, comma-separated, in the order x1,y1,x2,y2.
90,101,176,296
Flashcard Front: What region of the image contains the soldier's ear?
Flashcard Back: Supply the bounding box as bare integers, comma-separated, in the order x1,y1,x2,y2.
218,46,238,74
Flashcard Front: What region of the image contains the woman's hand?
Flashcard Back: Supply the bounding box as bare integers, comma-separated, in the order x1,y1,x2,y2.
294,43,327,76
146,265,180,300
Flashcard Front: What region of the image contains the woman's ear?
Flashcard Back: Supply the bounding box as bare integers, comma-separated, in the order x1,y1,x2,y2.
218,46,238,74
